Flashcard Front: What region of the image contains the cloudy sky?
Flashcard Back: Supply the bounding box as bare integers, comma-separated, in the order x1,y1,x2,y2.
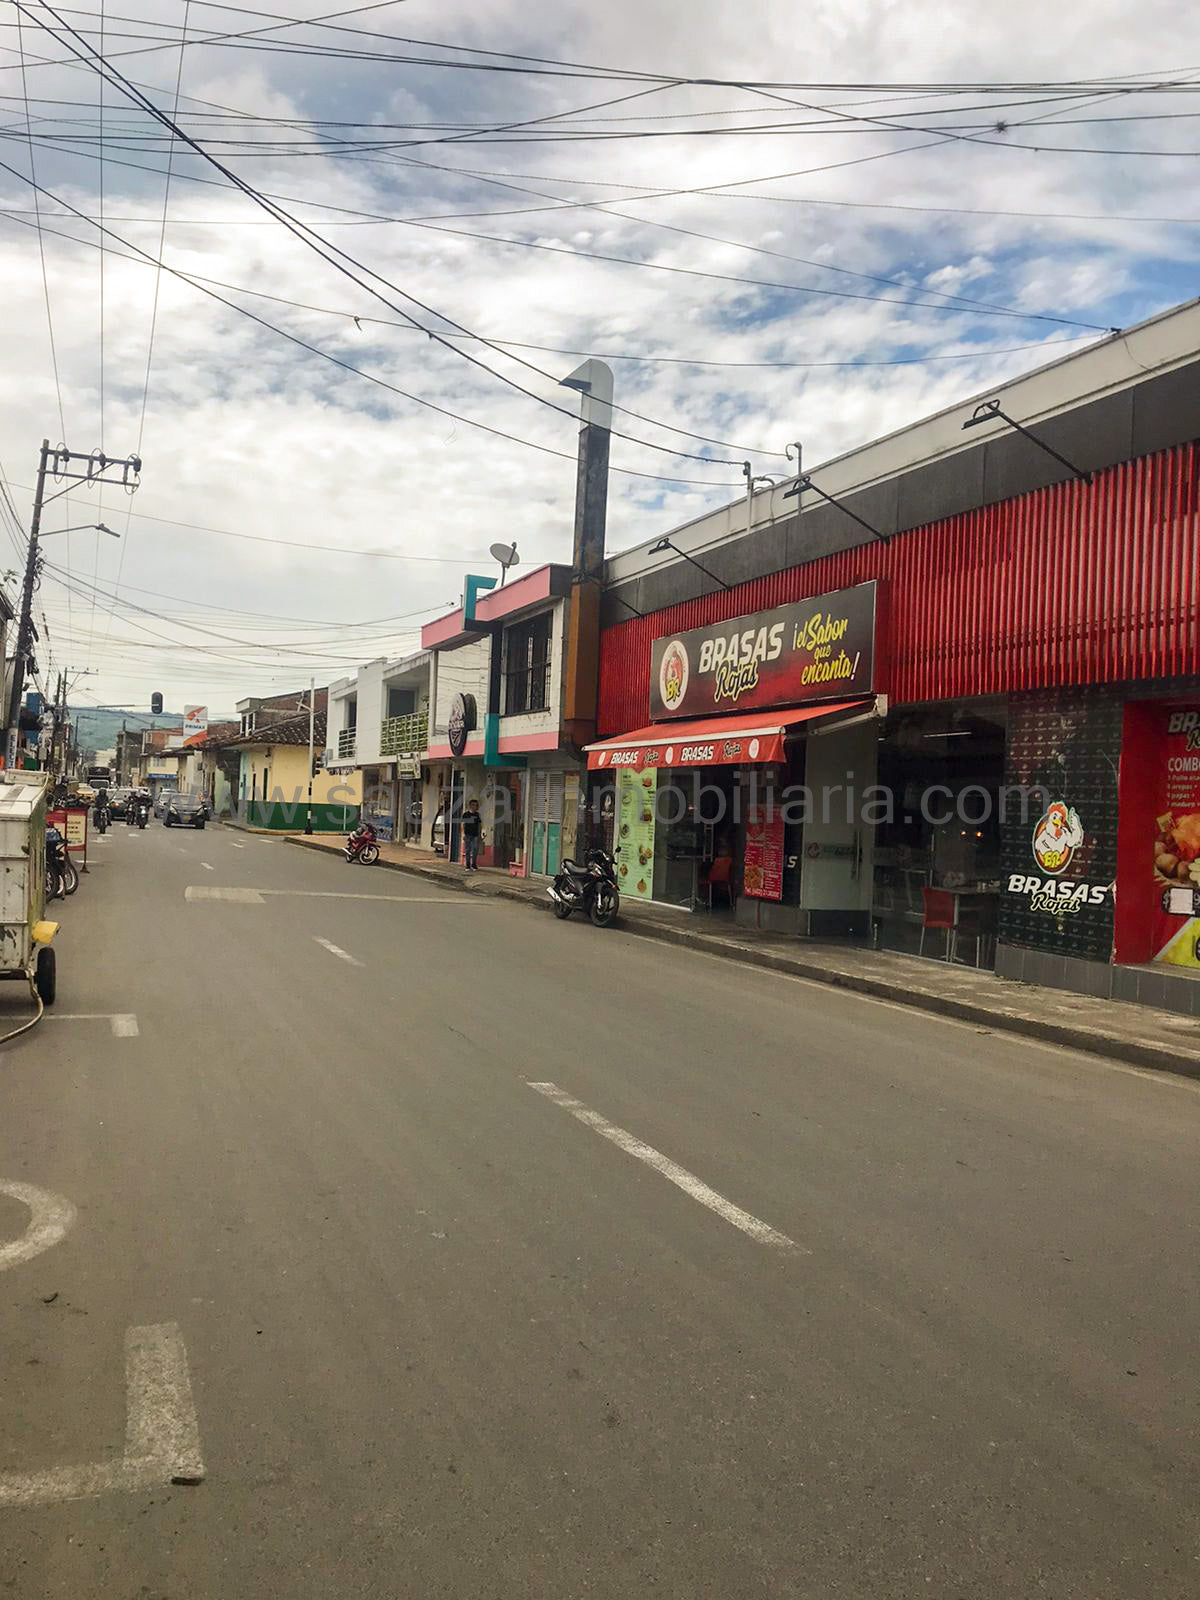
0,0,1196,715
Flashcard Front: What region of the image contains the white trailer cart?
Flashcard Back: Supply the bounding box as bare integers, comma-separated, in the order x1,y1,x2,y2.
0,776,59,1005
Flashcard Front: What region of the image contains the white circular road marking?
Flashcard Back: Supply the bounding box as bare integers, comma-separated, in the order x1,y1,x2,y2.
0,1180,77,1273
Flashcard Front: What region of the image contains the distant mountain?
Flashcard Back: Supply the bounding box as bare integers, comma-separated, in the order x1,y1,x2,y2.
68,707,234,758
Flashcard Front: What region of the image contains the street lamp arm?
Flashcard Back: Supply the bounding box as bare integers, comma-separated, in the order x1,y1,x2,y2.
41,522,120,538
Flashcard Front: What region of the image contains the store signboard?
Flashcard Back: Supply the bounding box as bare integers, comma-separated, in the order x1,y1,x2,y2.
743,805,784,900
183,705,208,737
615,767,656,901
649,582,877,721
47,806,88,854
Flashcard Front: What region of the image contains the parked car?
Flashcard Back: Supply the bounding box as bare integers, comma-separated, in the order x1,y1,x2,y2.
164,793,207,829
153,789,178,819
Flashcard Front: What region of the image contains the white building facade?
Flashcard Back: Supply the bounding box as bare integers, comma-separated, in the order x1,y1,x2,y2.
421,565,583,874
326,650,431,844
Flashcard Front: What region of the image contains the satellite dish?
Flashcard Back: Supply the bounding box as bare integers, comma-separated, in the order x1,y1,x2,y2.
489,541,520,585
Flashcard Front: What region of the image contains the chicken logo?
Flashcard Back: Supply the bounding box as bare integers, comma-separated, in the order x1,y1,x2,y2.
1032,801,1084,875
659,640,689,712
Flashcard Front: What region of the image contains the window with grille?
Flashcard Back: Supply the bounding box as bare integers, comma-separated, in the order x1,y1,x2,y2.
504,613,552,715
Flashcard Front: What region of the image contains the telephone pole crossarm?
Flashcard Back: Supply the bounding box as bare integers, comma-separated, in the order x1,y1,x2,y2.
4,440,143,771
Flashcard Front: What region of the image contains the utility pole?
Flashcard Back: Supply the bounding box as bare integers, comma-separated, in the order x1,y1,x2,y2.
53,671,65,783
5,440,141,771
7,440,51,772
305,675,315,835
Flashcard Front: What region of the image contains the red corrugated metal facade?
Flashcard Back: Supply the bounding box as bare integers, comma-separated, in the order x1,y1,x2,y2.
598,440,1200,736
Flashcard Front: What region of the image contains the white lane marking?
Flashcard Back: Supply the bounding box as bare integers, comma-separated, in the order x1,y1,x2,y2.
0,1180,77,1273
230,843,245,849
43,1013,139,1037
124,1322,206,1484
313,937,363,967
263,889,481,903
201,862,214,872
0,1322,205,1506
527,1082,804,1252
185,886,265,903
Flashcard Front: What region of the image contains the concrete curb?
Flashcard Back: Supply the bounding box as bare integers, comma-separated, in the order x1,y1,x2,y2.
282,834,1200,1082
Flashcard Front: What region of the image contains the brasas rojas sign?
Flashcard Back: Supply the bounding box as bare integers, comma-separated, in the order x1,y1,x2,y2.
649,582,877,720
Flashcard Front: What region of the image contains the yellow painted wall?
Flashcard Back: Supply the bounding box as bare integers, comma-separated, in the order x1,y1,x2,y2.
237,745,362,829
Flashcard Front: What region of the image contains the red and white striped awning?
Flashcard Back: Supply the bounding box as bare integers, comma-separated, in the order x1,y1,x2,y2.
584,699,871,771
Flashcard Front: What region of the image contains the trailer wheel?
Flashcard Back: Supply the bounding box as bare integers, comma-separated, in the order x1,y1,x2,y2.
35,946,56,1007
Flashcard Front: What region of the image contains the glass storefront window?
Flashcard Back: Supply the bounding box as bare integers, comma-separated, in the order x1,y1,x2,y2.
873,702,1006,962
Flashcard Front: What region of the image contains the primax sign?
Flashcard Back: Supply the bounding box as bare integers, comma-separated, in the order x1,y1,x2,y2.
649,582,877,720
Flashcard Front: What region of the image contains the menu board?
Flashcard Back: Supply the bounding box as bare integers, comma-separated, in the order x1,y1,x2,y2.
616,767,656,901
1150,708,1200,967
743,804,784,900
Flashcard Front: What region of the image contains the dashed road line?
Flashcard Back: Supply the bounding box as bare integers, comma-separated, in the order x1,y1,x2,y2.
201,862,214,872
527,1081,804,1253
313,937,364,967
44,1013,139,1037
0,1180,77,1273
184,886,481,904
185,886,265,903
264,889,482,903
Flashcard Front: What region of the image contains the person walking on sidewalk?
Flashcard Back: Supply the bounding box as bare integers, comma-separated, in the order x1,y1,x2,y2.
462,798,483,871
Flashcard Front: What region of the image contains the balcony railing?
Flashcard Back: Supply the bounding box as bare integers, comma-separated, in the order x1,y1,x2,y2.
380,711,428,757
337,728,357,760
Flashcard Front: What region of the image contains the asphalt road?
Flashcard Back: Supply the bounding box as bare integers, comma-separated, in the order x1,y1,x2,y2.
1,819,1197,1599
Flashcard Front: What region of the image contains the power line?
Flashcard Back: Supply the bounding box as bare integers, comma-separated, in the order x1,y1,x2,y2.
15,9,75,653
0,112,1120,338
45,565,424,666
102,0,190,664
45,562,446,639
55,570,452,627
0,208,1101,370
14,0,790,465
6,103,1197,231
0,156,744,490
20,0,1031,461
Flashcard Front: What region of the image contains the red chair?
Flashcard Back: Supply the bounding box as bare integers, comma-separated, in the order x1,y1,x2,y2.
919,886,957,961
700,854,734,909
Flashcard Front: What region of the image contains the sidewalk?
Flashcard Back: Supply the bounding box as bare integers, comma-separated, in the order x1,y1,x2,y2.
274,830,1200,1081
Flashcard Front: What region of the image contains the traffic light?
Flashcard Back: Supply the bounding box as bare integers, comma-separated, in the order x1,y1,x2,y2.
150,691,163,715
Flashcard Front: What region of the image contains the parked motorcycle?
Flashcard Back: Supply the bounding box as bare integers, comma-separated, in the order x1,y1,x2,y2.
548,847,620,928
45,824,78,899
344,820,380,865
